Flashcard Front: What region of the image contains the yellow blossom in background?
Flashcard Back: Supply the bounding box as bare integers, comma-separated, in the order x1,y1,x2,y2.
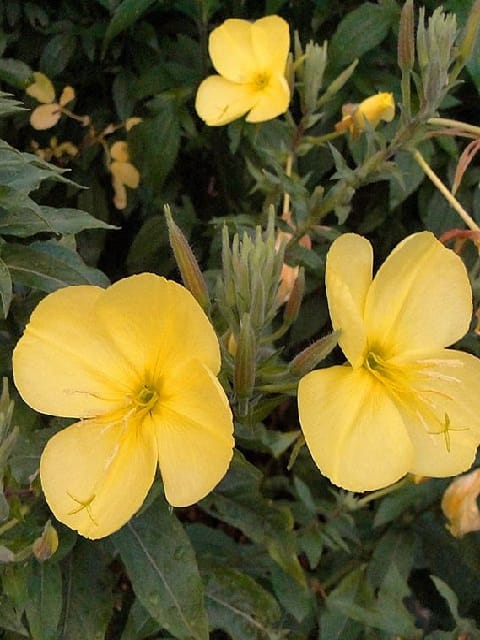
298,232,480,492
26,72,75,130
195,15,290,126
335,92,395,137
109,140,140,210
31,136,78,163
441,468,480,537
13,274,234,539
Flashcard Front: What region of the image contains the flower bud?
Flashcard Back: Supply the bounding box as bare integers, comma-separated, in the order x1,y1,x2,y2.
289,331,340,378
32,520,59,561
233,313,256,403
441,468,480,537
398,0,415,72
165,206,209,311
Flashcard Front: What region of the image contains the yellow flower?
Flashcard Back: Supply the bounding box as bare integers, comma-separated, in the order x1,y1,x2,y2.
298,232,480,492
441,468,480,537
195,15,290,126
335,92,395,137
26,72,75,130
109,140,140,210
13,274,234,539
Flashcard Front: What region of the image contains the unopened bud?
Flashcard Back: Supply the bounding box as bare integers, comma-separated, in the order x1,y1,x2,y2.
398,0,415,72
458,0,480,66
165,206,209,311
289,331,340,378
283,267,305,324
233,313,256,401
32,520,58,562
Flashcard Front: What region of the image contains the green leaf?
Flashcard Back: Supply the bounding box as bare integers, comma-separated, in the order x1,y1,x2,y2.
0,205,118,238
128,97,181,194
0,595,29,636
60,540,114,640
103,0,159,50
40,33,77,77
0,58,33,88
204,567,282,640
121,600,161,640
0,91,26,117
25,560,62,640
112,498,209,640
328,3,398,70
1,241,109,292
201,453,306,586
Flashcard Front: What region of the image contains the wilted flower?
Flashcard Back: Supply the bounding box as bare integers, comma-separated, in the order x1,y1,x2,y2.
26,72,77,130
195,15,290,126
13,274,234,538
276,212,311,304
109,140,140,210
298,232,480,492
335,92,395,137
441,468,480,537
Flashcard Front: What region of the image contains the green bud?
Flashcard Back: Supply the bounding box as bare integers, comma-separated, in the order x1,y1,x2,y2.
233,313,256,401
303,40,327,113
398,0,414,72
456,0,480,69
164,205,209,311
289,331,340,378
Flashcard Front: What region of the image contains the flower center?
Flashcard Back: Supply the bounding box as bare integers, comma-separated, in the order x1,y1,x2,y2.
131,384,159,413
253,72,270,90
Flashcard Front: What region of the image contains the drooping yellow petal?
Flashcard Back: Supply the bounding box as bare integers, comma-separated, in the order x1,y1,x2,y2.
110,140,129,163
26,71,56,104
245,73,290,123
325,233,373,368
40,416,158,538
441,468,480,537
94,274,221,381
151,360,234,506
59,85,75,106
364,232,472,358
298,365,414,491
352,92,395,130
208,19,259,83
251,15,290,72
110,160,140,189
30,103,62,130
195,76,257,126
13,286,138,418
399,349,480,477
112,177,127,210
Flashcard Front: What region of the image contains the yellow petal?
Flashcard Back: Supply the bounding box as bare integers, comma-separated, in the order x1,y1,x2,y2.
401,349,480,477
325,233,373,368
208,19,259,82
251,15,290,72
125,117,142,131
365,232,472,358
110,160,139,189
195,75,257,126
110,140,129,163
13,286,138,418
59,85,75,106
441,468,480,537
26,71,55,104
94,274,221,380
298,365,414,491
30,103,61,130
353,92,395,130
152,360,234,506
112,176,128,210
40,416,158,538
245,73,290,122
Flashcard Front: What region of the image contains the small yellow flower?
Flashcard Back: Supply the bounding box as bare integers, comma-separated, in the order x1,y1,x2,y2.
13,274,234,539
195,15,290,126
109,140,140,210
335,92,395,137
26,72,75,130
441,468,480,537
298,232,480,492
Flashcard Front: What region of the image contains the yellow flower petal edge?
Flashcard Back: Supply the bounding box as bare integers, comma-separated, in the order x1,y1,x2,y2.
195,15,290,126
13,274,234,538
298,232,480,492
